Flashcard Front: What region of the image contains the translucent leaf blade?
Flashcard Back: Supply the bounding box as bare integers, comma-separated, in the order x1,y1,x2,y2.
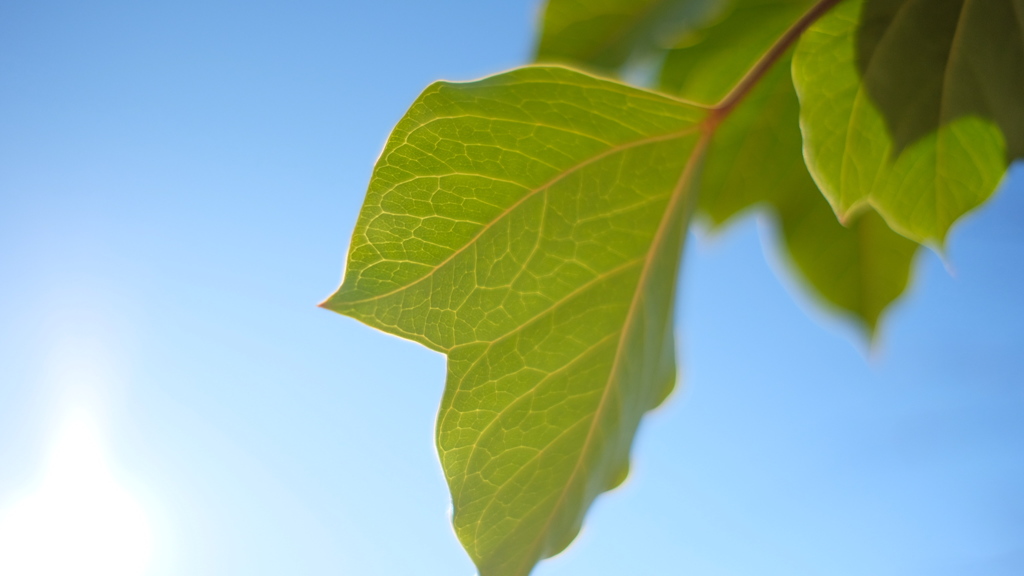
792,0,1010,245
322,66,706,576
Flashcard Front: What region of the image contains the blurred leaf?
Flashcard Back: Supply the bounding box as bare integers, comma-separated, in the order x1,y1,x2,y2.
691,63,808,225
777,192,918,332
793,0,1008,245
660,0,812,104
535,0,723,73
856,0,1024,159
662,0,916,330
322,66,706,576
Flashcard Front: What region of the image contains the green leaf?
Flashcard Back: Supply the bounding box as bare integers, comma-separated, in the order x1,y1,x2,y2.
321,66,706,576
661,0,917,330
710,61,917,331
535,0,722,73
692,61,808,225
778,200,918,332
660,0,813,105
855,0,1024,160
793,0,1009,245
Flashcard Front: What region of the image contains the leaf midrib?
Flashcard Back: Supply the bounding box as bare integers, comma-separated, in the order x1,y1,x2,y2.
450,258,646,488
505,133,710,576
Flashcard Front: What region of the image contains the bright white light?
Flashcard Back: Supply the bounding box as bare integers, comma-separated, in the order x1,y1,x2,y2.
0,411,153,576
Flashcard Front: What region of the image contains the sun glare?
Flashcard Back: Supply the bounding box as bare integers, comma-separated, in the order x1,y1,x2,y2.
0,411,153,576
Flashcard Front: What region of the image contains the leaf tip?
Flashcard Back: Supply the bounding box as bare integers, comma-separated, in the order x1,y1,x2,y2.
316,290,342,312
835,201,868,228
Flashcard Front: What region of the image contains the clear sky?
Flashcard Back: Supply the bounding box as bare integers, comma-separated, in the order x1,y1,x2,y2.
1,1,1022,575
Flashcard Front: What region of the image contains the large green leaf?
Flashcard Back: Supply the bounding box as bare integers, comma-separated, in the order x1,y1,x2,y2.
793,0,1009,245
535,0,722,73
661,0,917,330
322,66,706,576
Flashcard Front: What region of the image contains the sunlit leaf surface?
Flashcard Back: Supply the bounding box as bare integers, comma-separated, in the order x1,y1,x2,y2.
322,66,706,576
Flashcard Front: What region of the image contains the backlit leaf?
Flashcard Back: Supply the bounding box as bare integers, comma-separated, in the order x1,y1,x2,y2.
322,66,706,576
793,0,1009,245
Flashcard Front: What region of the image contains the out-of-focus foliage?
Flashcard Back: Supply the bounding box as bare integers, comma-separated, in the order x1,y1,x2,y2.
535,0,721,73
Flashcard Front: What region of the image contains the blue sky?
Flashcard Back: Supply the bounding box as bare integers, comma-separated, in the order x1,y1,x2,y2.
1,1,1022,575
